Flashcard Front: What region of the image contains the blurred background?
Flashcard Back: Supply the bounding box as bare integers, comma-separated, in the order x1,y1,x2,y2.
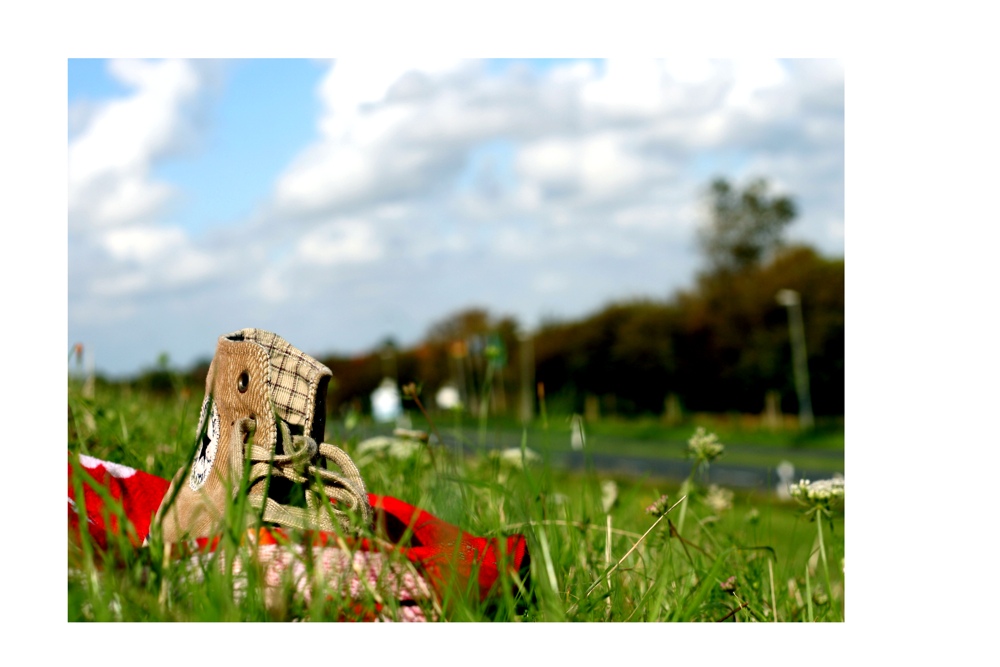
68,58,843,474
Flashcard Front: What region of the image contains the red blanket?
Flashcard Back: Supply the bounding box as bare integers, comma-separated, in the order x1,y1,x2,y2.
68,453,529,621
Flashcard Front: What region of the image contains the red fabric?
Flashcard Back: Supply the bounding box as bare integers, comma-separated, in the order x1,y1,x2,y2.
67,454,171,550
366,494,529,603
67,453,528,611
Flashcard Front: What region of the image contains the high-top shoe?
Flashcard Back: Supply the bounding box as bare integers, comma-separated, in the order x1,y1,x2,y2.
155,329,372,542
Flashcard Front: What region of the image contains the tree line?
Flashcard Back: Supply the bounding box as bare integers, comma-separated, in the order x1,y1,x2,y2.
129,177,844,420
317,176,843,419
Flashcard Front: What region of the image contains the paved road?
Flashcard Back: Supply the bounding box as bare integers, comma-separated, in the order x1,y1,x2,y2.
361,425,844,491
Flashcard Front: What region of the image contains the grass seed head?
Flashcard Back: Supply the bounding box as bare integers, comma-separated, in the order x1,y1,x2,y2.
601,480,618,513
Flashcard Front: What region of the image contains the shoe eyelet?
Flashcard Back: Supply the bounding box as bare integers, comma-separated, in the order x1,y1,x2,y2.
238,371,249,393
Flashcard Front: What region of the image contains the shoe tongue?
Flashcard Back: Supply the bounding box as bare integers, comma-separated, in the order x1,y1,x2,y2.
224,329,332,443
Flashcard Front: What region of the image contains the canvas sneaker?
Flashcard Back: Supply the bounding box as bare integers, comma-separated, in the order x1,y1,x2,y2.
155,329,372,542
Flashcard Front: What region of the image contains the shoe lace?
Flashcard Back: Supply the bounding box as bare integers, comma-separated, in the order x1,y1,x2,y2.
241,418,373,534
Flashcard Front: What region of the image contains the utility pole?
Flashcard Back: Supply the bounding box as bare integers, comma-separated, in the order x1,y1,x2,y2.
380,339,398,381
518,331,534,425
776,289,814,430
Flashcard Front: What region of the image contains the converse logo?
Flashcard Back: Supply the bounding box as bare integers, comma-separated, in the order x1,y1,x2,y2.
189,399,221,490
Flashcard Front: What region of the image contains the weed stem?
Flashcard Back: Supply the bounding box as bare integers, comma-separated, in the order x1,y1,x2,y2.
567,495,685,617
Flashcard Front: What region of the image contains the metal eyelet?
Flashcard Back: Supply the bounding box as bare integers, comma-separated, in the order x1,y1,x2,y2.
238,371,249,393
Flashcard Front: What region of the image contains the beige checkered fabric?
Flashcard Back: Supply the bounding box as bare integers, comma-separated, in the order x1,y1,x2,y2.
224,329,332,441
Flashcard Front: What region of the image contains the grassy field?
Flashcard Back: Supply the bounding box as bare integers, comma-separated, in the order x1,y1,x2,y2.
68,380,845,622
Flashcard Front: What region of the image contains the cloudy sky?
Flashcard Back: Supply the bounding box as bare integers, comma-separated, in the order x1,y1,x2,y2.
68,58,843,378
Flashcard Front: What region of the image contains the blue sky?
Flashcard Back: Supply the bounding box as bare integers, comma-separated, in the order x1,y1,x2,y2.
68,58,844,377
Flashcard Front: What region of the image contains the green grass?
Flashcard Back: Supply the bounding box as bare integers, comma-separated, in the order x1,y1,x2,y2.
68,380,845,622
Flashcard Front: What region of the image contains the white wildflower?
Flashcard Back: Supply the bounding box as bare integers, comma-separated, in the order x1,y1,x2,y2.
387,439,421,460
356,436,393,456
789,476,844,515
356,436,422,461
491,447,541,469
702,484,734,514
688,427,724,464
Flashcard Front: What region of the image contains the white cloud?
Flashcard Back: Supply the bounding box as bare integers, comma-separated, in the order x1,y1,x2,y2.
612,199,698,234
660,58,716,85
535,271,571,294
578,134,648,197
296,219,383,265
725,59,789,110
827,218,845,240
274,143,377,214
515,138,578,192
90,271,149,298
68,58,228,329
271,60,483,219
161,247,217,286
254,56,842,345
102,224,185,263
514,131,659,206
83,225,219,300
68,58,207,231
69,58,844,376
68,99,98,138
259,264,291,303
316,59,466,138
580,58,666,118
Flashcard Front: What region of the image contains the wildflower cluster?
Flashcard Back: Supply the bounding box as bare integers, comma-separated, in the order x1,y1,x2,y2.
355,436,423,462
688,427,725,465
702,484,734,515
491,446,541,470
789,476,845,516
645,494,671,517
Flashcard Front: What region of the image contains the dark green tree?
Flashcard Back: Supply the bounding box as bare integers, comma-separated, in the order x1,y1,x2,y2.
699,177,797,274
